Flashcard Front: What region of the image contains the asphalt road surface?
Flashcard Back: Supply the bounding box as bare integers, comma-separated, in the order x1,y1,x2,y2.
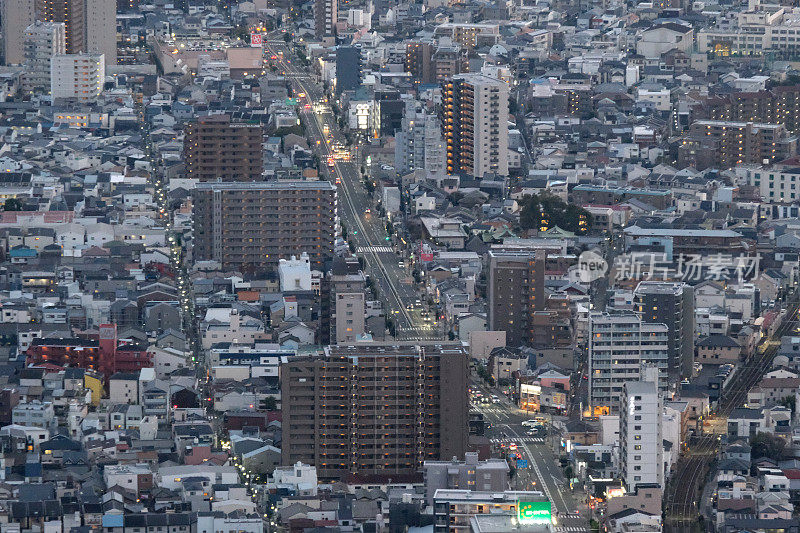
471,382,589,533
265,39,442,340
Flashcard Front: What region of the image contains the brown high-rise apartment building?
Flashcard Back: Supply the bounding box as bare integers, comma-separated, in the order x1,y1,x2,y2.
405,41,434,84
184,114,264,182
487,250,546,347
281,344,469,481
314,0,337,38
193,181,336,273
707,85,800,135
679,120,797,170
36,0,85,54
441,73,509,178
432,43,467,82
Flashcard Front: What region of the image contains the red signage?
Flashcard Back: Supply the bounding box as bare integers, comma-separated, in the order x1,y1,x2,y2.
251,33,263,47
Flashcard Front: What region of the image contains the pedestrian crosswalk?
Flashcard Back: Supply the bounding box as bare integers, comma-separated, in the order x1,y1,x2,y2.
561,514,582,519
357,246,394,253
555,527,588,532
490,437,545,444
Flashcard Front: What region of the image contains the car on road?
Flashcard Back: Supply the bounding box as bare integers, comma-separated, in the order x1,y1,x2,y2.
508,442,517,451
521,420,538,428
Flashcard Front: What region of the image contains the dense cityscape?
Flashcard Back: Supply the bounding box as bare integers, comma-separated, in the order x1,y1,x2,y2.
1,0,800,531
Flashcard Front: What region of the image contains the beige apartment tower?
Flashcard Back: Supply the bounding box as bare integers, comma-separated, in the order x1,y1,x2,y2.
2,0,37,65
442,73,509,178
84,0,117,65
281,344,469,481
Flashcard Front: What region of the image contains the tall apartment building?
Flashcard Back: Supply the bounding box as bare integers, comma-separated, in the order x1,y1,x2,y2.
326,259,367,344
84,0,117,65
432,43,467,82
487,250,545,347
680,120,797,170
320,257,363,345
620,373,664,491
314,0,337,38
281,344,469,481
184,114,264,182
23,21,66,92
442,73,509,179
395,108,446,175
334,46,360,94
2,0,36,65
193,181,336,273
50,53,105,102
707,86,800,135
3,0,115,66
634,281,695,379
36,0,85,54
405,41,434,84
588,312,669,414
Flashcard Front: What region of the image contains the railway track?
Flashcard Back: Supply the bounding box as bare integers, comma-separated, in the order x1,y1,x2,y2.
664,302,799,532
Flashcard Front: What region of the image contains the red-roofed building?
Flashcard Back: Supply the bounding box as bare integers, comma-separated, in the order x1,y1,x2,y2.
27,324,151,379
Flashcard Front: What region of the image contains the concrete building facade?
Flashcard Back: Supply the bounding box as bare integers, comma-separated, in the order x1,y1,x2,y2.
588,312,669,414
2,0,37,65
50,53,104,102
487,250,546,347
184,114,264,182
23,21,66,92
281,344,469,481
620,377,664,491
442,73,509,179
314,0,337,38
634,281,695,379
193,181,337,273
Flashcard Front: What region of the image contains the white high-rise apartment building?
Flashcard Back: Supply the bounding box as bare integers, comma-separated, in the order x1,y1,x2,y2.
23,21,66,93
395,109,446,175
2,0,36,65
588,312,669,414
620,373,664,491
51,53,105,102
443,73,509,179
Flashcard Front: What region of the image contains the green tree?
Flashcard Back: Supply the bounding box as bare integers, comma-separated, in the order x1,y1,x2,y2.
780,395,797,416
3,198,22,211
262,396,278,410
449,191,464,206
476,364,495,386
751,432,787,460
518,193,592,234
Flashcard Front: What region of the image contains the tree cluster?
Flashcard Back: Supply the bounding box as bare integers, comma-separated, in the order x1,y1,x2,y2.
518,193,592,235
